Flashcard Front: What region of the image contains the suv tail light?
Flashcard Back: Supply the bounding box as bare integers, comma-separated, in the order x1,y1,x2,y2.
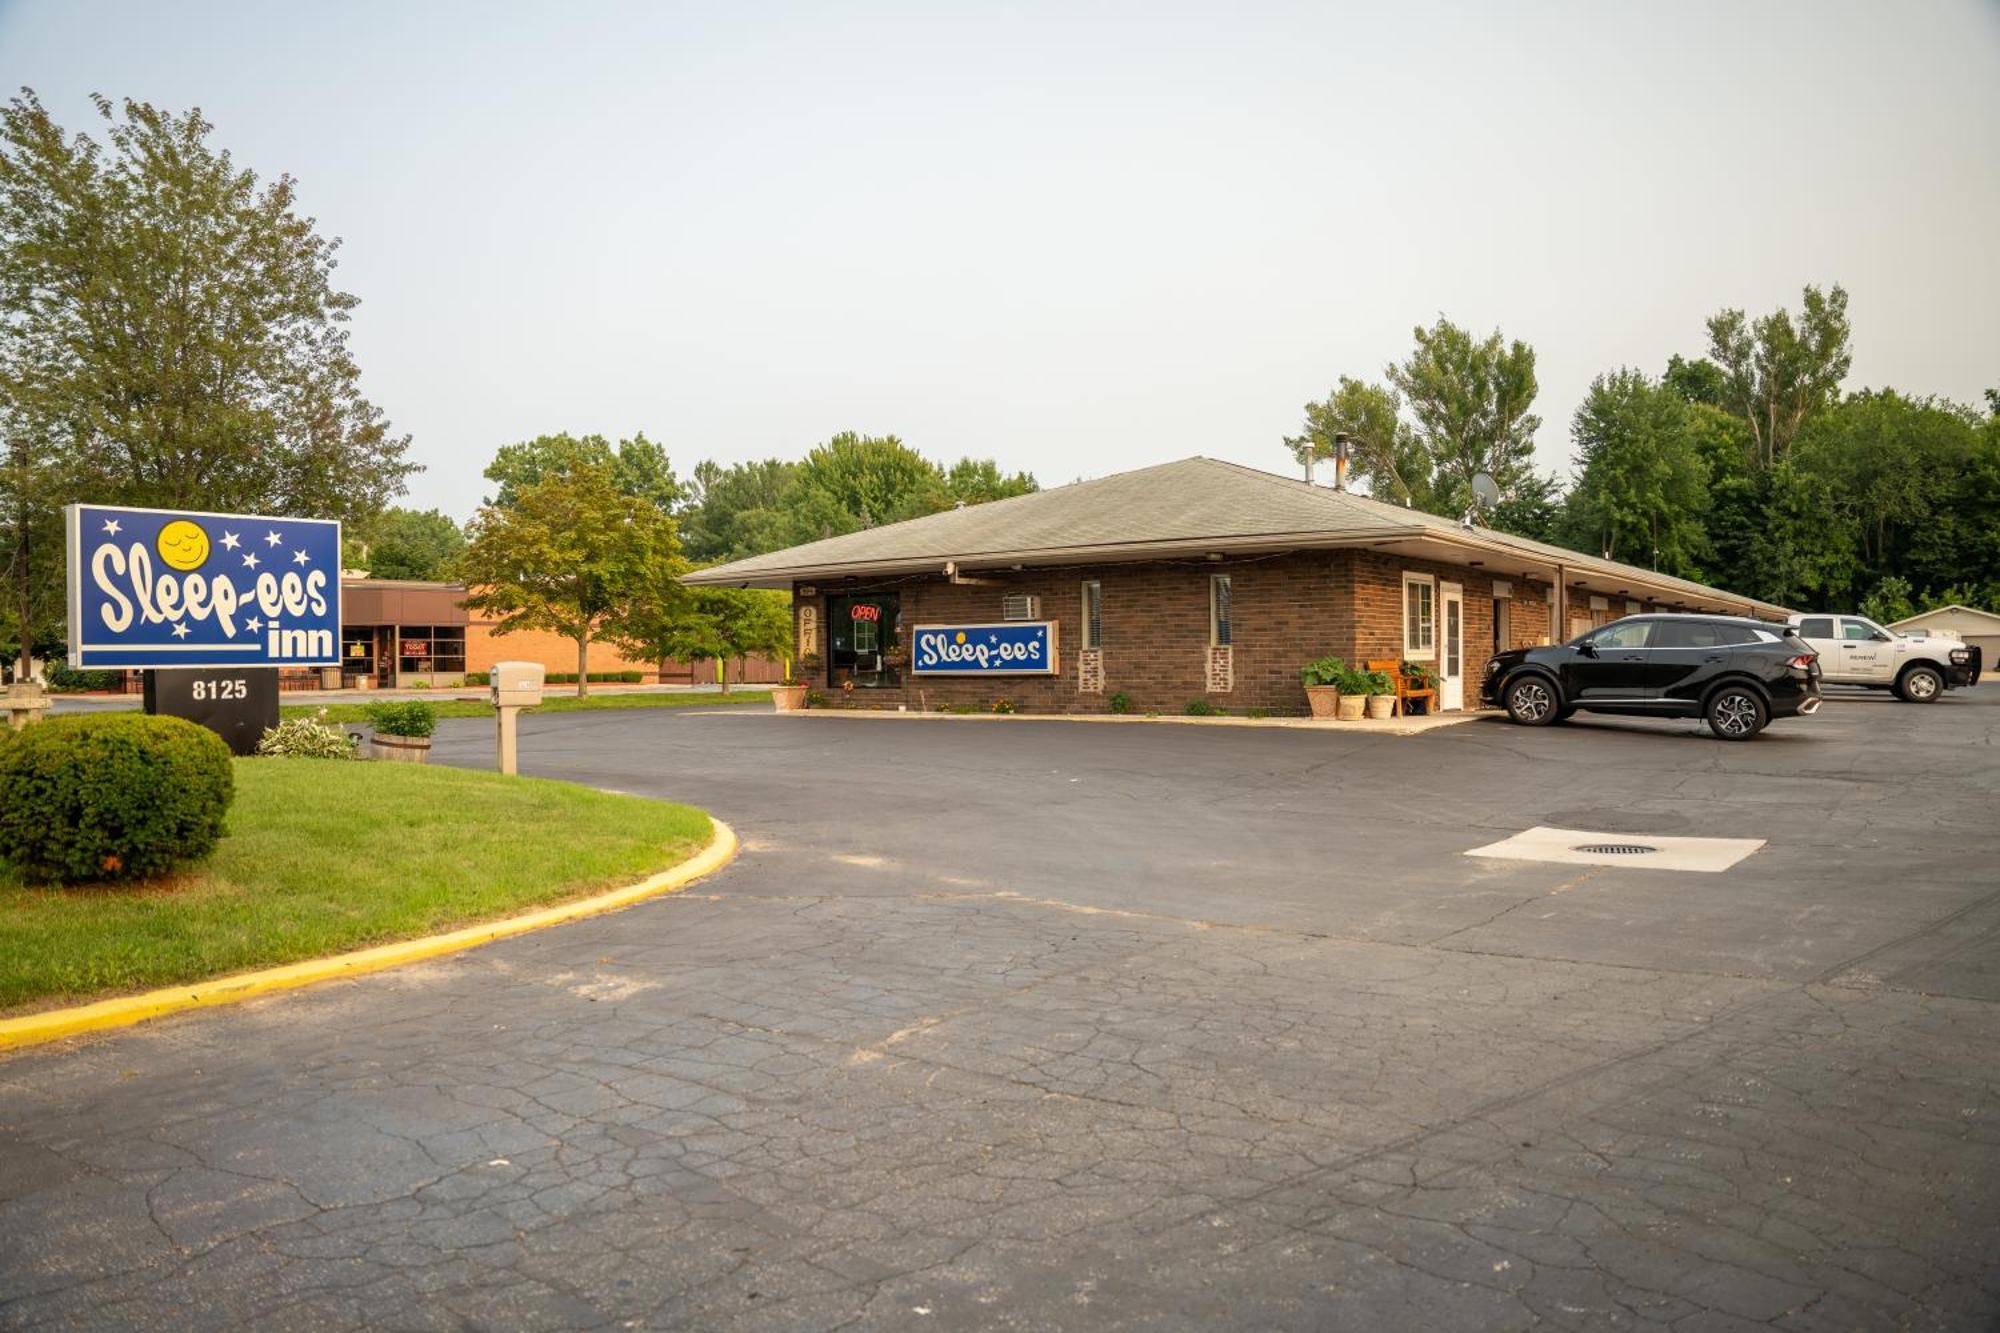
1785,652,1816,670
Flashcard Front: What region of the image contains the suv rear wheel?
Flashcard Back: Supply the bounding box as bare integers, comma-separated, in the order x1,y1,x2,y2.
1504,675,1559,726
1706,685,1767,740
1896,664,1944,703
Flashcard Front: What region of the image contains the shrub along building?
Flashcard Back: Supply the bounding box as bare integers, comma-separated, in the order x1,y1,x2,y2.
682,457,1791,715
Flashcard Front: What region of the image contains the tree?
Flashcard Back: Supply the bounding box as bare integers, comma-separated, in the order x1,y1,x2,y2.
458,465,683,697
616,585,791,694
484,432,679,513
1706,283,1852,468
678,458,799,563
1387,318,1542,519
1789,390,1991,597
1557,370,1710,576
1858,576,1916,626
942,458,1038,506
1284,377,1436,509
1663,355,1729,408
0,90,414,672
783,432,949,542
342,507,465,581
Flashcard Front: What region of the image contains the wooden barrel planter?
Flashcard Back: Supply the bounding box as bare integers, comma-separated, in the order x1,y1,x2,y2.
371,733,432,763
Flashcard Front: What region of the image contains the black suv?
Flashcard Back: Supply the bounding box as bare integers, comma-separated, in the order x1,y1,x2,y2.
1482,614,1822,740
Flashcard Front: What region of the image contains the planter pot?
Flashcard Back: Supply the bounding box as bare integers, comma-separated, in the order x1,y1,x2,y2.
1335,694,1367,722
771,684,810,713
1304,685,1341,719
371,733,432,763
1365,694,1395,720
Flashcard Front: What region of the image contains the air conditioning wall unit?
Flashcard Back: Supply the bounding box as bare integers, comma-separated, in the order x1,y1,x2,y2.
1001,593,1041,622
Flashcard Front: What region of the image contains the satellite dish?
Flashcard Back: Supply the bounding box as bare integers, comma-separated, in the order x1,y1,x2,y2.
1471,472,1500,507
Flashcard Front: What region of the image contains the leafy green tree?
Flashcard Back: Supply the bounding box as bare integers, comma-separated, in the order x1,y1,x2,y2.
1558,370,1710,576
678,458,799,562
1706,283,1852,468
616,585,791,694
1387,318,1542,520
1858,576,1916,625
1790,390,1992,596
342,507,465,581
0,90,414,671
1284,377,1436,509
942,458,1038,506
1486,471,1562,543
484,432,679,513
783,432,948,542
458,465,684,697
1740,462,1858,608
1663,355,1730,408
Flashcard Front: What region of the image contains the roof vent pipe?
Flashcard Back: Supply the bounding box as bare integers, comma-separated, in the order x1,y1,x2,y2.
1333,432,1350,492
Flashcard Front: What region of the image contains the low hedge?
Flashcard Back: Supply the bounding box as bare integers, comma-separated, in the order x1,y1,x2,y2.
43,664,124,693
0,714,235,883
542,671,646,684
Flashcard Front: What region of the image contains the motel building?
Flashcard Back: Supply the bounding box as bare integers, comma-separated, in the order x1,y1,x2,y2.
682,457,1791,715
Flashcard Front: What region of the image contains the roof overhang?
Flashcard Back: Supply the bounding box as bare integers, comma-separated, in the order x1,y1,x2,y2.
683,526,1792,620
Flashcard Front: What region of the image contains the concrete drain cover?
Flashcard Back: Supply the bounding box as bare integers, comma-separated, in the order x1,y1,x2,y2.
1466,826,1764,873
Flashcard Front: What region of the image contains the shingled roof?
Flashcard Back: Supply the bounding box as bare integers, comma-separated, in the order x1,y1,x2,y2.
683,457,1791,618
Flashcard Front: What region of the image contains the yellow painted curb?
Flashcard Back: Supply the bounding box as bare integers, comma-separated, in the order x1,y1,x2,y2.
0,818,739,1054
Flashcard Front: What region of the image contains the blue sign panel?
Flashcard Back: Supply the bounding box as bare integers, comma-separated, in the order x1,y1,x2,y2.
66,504,343,669
910,621,1058,675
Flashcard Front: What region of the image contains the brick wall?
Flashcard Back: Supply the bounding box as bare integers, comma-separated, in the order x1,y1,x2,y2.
465,621,661,678
796,550,1567,715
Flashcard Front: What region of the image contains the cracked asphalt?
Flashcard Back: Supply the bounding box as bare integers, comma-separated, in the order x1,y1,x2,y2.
3,690,1997,1330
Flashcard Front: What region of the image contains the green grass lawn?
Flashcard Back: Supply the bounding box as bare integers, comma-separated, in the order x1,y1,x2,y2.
287,688,771,724
0,760,711,1013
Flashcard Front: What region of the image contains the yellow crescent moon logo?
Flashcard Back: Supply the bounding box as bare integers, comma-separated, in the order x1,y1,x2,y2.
156,519,211,572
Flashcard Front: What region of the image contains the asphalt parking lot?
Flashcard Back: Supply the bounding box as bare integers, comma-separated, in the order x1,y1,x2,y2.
3,690,1997,1330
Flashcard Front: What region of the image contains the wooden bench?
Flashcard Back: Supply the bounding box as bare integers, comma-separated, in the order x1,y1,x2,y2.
1365,660,1436,716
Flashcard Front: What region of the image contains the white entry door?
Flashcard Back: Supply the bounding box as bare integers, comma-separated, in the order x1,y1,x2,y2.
1440,581,1464,710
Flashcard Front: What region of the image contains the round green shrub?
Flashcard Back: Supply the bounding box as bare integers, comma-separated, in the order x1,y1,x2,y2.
0,714,235,884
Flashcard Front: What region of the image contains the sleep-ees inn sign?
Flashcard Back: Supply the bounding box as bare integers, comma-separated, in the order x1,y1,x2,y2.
909,622,1058,675
66,504,342,668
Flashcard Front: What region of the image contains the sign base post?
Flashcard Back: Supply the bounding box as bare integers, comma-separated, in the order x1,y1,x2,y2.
496,705,520,776
143,668,280,756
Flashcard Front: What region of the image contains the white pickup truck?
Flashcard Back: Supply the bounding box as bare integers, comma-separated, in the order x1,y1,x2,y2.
1788,613,1981,702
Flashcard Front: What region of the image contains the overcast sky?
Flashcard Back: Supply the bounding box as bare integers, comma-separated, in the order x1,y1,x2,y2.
4,0,1997,519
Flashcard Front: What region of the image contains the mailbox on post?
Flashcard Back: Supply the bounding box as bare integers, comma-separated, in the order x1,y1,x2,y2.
490,661,545,775
491,661,545,709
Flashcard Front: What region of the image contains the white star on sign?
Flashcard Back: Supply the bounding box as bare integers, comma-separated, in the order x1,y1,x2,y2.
101,518,121,535
221,531,240,550
170,622,190,639
246,617,263,632
242,553,259,569
264,529,283,547
292,549,310,565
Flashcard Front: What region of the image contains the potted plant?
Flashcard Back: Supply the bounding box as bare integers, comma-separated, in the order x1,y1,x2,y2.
1400,660,1439,714
1300,656,1346,718
1362,669,1397,719
774,654,819,712
1333,664,1369,721
364,700,437,762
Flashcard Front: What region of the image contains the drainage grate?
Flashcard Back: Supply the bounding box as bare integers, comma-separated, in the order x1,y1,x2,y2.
1571,843,1659,856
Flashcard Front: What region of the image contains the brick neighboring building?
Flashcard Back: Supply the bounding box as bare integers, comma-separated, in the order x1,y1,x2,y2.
683,457,1790,716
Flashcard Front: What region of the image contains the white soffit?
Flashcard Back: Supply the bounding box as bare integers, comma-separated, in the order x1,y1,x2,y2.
1466,826,1766,873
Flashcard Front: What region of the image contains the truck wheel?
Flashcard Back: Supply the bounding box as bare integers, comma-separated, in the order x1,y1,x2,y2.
1504,676,1559,726
1896,665,1944,703
1706,686,1767,740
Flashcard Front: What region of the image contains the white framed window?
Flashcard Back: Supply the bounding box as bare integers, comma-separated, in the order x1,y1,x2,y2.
1402,572,1435,658
1210,574,1232,647
1081,580,1102,650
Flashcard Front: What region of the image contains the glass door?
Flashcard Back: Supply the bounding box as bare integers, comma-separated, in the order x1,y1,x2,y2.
827,595,901,688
